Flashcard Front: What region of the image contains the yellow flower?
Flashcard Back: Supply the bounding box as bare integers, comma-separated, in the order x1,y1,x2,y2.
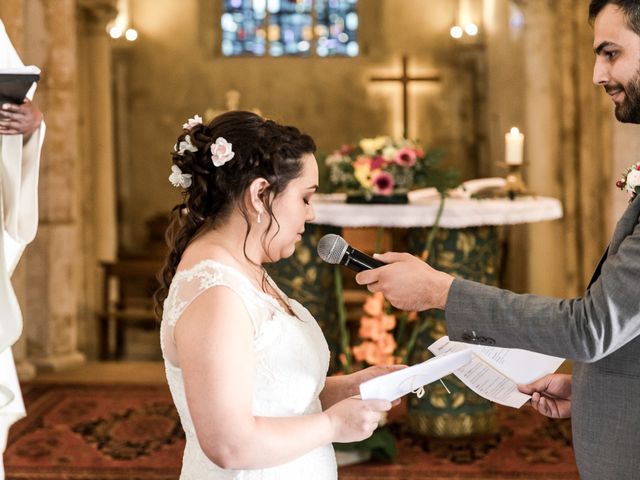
296,246,311,264
359,136,388,155
291,277,304,290
305,267,317,283
354,163,372,188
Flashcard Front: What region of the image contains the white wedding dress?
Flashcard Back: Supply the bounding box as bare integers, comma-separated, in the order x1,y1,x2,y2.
160,260,338,479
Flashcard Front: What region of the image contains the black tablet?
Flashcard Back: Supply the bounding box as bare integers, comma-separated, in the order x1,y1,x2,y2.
0,73,40,104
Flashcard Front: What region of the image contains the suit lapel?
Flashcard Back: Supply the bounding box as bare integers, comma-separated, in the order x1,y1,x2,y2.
587,246,609,288
588,195,640,287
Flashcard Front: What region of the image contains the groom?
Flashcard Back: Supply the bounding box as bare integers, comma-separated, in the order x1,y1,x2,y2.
355,1,640,479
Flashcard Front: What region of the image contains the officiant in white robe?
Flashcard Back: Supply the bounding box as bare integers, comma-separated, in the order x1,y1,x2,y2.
0,18,45,476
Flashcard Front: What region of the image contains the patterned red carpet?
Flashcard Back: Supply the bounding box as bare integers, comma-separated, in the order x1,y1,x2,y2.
340,406,579,479
5,384,183,480
5,383,578,479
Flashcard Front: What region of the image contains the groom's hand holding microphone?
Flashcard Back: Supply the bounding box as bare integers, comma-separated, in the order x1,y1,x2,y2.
317,234,453,312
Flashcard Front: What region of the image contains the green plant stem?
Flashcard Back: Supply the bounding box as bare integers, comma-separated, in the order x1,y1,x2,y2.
424,192,446,260
394,311,408,359
402,318,431,364
334,265,351,373
397,193,447,364
375,226,385,253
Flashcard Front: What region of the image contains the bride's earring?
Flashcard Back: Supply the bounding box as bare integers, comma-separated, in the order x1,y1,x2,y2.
257,211,262,224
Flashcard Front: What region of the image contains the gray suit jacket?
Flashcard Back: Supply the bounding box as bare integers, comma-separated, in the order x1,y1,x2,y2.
445,194,640,480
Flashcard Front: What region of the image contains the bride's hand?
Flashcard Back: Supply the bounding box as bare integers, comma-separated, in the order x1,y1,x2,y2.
324,396,391,443
350,365,406,405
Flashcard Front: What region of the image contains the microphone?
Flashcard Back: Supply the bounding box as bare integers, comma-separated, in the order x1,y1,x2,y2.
317,234,386,273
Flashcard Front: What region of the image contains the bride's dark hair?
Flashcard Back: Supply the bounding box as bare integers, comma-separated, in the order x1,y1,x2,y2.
153,110,316,317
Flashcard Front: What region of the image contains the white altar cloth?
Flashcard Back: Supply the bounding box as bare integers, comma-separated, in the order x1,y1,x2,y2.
310,193,563,229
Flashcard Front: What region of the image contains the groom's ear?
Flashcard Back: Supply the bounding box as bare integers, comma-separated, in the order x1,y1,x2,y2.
247,177,270,212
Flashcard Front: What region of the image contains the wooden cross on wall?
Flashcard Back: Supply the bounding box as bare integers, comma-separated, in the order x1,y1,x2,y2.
370,55,440,138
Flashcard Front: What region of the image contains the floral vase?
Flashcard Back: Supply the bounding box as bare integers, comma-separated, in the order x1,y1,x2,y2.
346,192,409,204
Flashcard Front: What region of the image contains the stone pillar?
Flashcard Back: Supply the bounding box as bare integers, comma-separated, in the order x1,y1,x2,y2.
76,0,118,357
519,0,611,297
520,0,569,297
483,0,529,293
22,0,85,371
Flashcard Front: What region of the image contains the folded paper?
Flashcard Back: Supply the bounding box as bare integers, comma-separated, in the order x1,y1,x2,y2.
359,350,472,402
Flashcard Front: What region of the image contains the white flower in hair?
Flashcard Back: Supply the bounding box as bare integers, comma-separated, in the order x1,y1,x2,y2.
210,137,235,167
174,135,199,156
169,165,192,188
183,114,203,130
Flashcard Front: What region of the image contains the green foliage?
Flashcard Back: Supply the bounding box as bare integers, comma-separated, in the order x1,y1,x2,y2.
333,426,398,461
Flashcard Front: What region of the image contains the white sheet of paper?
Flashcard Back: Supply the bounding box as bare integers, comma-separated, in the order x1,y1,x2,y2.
428,336,564,408
429,336,564,384
452,351,531,408
359,350,472,402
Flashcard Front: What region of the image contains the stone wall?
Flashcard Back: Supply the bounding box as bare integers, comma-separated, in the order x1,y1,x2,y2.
120,0,489,252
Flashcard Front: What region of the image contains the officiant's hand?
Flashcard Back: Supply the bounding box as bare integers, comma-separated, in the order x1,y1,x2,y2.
355,252,454,312
0,98,43,138
518,373,572,419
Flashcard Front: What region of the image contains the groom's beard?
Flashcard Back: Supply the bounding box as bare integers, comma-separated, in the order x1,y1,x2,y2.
612,67,640,123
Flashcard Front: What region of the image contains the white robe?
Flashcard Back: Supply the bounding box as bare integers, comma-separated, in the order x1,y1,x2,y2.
0,18,46,476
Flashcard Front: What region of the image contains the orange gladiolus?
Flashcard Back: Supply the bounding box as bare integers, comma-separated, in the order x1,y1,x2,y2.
363,291,385,317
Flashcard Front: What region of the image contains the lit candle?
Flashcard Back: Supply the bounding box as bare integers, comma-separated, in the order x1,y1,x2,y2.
505,127,524,165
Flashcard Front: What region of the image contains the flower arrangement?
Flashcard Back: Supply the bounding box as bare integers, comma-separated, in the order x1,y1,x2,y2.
325,136,456,200
342,292,423,371
333,291,426,462
616,162,640,202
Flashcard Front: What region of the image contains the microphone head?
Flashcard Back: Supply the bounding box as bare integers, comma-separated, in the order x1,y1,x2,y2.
317,234,348,265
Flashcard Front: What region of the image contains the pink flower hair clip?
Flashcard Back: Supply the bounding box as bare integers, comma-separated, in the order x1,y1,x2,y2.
183,115,202,130
210,137,235,167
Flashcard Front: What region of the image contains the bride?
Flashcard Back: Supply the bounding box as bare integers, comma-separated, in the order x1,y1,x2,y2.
155,111,397,479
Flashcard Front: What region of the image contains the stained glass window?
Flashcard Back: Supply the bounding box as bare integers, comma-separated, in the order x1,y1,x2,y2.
315,0,358,57
221,0,358,57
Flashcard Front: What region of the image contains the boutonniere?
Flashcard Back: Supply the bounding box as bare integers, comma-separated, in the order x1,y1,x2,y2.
616,162,640,202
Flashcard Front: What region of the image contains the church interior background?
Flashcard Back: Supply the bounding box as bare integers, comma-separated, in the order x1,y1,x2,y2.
2,0,640,475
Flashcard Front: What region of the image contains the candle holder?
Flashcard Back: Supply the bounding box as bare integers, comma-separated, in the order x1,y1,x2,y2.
497,163,529,200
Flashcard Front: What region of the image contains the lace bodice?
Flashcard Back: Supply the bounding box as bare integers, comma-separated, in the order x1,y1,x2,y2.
160,260,337,479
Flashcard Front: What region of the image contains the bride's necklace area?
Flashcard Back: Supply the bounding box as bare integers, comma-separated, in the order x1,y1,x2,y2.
199,230,296,317
228,254,296,317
